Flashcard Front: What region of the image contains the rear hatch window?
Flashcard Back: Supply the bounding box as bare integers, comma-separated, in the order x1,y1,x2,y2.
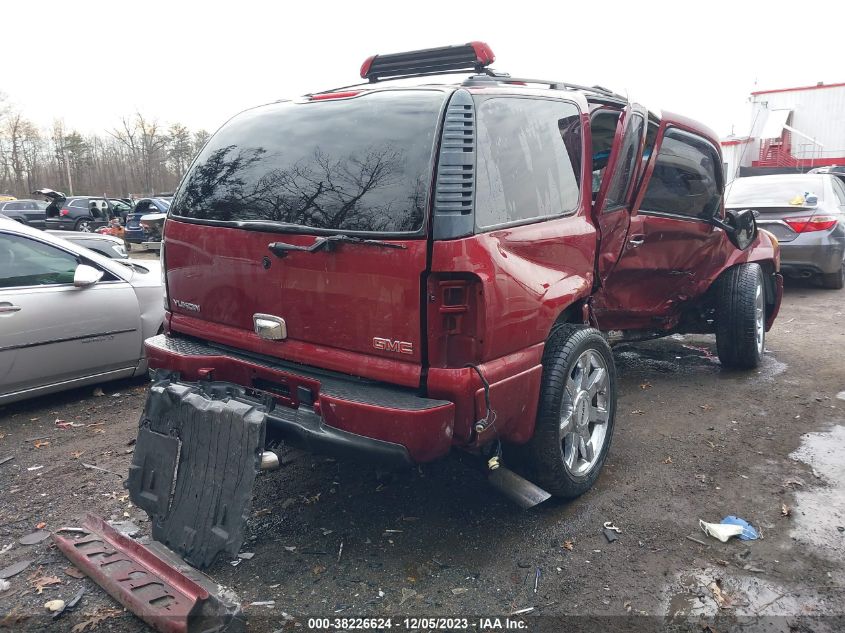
170,90,447,234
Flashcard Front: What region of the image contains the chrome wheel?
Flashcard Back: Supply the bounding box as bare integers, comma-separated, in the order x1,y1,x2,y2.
77,220,93,232
560,349,610,476
755,278,765,355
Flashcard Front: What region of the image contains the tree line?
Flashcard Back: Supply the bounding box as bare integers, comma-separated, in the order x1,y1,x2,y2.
0,90,210,199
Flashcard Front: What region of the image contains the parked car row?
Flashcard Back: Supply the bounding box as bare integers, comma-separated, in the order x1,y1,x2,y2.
1,189,169,252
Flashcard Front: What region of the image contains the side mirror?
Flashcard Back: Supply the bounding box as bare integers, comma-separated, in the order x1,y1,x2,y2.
74,264,104,287
715,209,758,251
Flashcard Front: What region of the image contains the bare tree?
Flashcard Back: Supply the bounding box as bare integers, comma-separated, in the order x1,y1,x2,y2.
0,89,206,198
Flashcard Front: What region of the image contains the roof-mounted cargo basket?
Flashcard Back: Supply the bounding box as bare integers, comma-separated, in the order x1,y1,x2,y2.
360,41,495,82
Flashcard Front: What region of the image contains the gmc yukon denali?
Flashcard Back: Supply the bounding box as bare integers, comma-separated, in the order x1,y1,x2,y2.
127,43,783,568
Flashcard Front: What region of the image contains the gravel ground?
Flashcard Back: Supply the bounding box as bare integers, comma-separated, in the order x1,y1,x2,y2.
1,278,843,633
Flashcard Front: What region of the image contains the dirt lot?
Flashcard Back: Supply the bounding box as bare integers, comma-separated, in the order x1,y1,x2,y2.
1,278,844,633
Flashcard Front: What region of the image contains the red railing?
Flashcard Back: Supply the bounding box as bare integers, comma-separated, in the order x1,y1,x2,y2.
754,132,798,167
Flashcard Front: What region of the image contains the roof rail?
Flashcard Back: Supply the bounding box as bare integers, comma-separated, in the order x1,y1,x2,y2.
473,73,627,102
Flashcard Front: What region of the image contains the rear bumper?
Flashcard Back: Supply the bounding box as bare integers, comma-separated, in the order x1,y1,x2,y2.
778,232,845,276
144,334,455,464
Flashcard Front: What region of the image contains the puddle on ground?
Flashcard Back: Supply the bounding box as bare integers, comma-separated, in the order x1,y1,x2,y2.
665,568,824,619
614,336,786,380
790,425,845,563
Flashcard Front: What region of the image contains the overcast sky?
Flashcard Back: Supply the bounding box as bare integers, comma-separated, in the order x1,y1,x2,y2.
3,0,842,139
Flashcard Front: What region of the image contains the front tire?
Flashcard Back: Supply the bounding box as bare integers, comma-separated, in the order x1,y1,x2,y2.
715,263,766,369
820,263,845,290
527,325,617,499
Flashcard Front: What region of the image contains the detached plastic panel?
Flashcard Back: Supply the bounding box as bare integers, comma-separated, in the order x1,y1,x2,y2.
127,380,266,569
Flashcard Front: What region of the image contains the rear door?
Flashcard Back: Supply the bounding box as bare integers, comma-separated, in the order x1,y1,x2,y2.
164,89,448,387
594,122,726,327
592,104,648,284
25,201,48,228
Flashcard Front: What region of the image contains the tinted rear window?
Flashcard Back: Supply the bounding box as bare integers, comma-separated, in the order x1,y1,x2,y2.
171,90,445,234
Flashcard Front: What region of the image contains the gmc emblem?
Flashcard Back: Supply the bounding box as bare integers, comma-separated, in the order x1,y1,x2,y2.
373,337,414,355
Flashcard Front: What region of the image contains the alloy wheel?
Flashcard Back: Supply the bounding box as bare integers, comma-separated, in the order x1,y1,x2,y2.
560,349,611,476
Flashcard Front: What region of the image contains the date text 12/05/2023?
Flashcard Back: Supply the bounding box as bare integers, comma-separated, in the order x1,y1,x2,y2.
306,617,529,630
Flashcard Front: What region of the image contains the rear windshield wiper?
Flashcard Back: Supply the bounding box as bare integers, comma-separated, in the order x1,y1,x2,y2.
269,234,406,258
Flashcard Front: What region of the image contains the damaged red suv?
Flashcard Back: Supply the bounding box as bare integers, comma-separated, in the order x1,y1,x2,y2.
128,43,782,568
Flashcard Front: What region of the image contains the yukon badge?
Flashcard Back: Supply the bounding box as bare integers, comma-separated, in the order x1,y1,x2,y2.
173,299,201,312
373,337,413,355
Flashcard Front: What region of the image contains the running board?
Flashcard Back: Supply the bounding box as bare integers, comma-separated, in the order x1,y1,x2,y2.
52,514,244,633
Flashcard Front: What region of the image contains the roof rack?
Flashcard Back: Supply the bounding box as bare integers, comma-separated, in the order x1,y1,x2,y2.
306,42,626,103
360,42,495,82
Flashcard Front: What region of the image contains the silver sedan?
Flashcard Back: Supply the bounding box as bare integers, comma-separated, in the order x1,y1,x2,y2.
0,218,164,404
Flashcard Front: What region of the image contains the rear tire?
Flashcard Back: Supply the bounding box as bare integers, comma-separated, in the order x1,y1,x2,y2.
715,263,766,369
527,325,617,499
75,218,93,232
820,263,845,290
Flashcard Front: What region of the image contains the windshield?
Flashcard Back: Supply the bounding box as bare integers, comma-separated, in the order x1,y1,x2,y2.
726,175,826,206
170,90,445,234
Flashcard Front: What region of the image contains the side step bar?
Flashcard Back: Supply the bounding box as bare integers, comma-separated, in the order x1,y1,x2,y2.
52,514,243,633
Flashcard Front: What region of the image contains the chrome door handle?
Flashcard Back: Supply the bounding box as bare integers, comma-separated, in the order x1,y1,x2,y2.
0,305,21,313
628,236,645,248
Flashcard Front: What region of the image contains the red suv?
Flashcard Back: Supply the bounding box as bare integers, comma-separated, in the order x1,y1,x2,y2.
128,43,782,568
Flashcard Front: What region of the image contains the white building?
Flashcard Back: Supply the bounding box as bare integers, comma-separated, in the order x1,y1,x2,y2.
721,82,845,182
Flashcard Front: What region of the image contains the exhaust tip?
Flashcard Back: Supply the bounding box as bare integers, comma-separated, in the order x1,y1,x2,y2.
487,459,551,509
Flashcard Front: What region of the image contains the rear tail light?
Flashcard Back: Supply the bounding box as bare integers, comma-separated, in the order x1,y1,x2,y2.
784,215,839,233
427,274,484,367
59,208,70,216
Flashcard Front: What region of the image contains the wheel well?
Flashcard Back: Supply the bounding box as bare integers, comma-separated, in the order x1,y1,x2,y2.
756,260,778,309
550,301,587,337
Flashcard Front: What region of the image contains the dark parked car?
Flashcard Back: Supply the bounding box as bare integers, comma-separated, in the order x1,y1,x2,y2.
726,174,845,289
0,199,49,228
126,42,784,568
36,189,117,232
124,197,170,249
